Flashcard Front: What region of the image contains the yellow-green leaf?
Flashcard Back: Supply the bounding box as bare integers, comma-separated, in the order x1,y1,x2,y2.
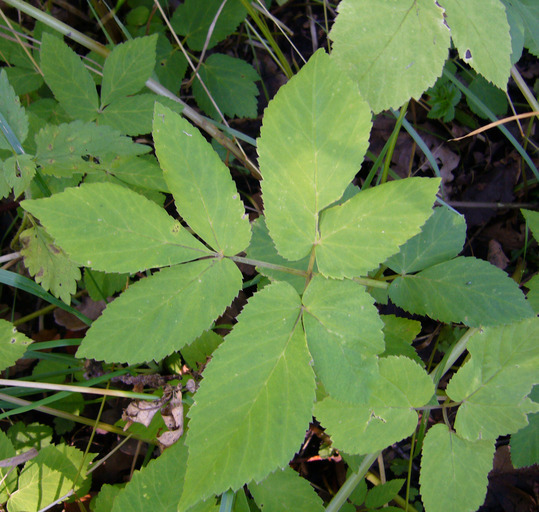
153,103,251,255
258,49,372,261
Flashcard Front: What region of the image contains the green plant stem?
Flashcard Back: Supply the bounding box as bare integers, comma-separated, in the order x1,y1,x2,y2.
353,276,388,289
0,392,156,443
0,379,161,401
230,255,308,277
2,0,261,179
382,101,409,183
511,66,539,115
230,255,388,289
325,451,380,512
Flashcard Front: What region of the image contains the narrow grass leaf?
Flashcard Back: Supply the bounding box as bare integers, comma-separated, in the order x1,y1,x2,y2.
100,35,157,106
446,317,539,440
314,356,434,454
0,319,33,372
0,69,28,150
180,281,316,508
317,178,440,278
0,269,91,326
40,34,99,121
249,467,325,512
420,424,495,512
193,53,260,120
20,225,81,304
389,257,534,327
441,0,511,88
385,206,466,274
22,182,210,273
153,103,251,255
170,0,247,51
258,49,372,261
330,0,450,112
302,276,384,403
77,258,242,364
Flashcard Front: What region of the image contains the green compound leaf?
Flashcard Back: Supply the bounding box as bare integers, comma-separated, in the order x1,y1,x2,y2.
180,330,223,370
365,479,405,509
193,53,260,120
380,314,423,365
20,225,81,304
111,441,186,512
92,484,123,512
258,49,372,261
22,182,210,274
77,258,241,364
440,0,511,89
0,69,28,150
506,0,539,57
510,385,539,468
171,0,247,51
420,424,495,512
385,206,466,274
103,155,168,193
84,269,127,302
317,178,440,279
40,34,98,121
0,319,33,372
389,257,534,327
100,35,157,107
446,317,539,441
180,281,316,509
246,217,309,293
522,208,539,241
5,66,43,97
330,0,450,113
248,467,325,512
98,93,158,137
7,443,93,512
153,103,251,255
314,356,434,454
3,154,36,199
526,274,539,314
0,431,17,503
302,276,384,403
34,120,148,177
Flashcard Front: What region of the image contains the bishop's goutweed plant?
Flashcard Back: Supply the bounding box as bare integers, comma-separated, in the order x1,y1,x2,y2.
0,1,538,511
